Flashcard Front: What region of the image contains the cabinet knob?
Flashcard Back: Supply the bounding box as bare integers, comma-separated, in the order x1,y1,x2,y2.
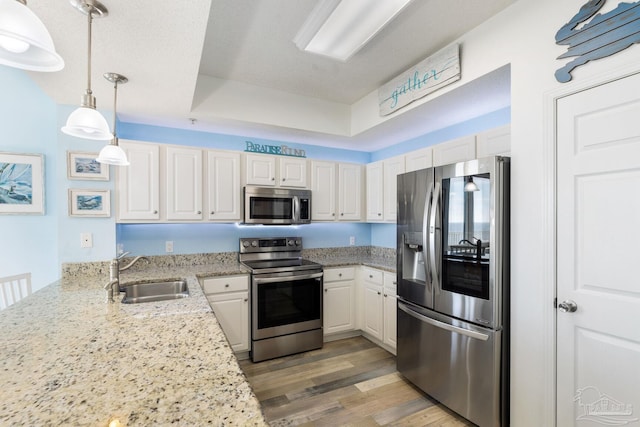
244,298,248,302
197,211,202,214
153,210,158,214
271,177,275,181
341,213,344,216
324,289,328,292
338,273,342,277
384,294,388,297
210,211,215,215
282,178,286,181
377,291,381,295
225,284,229,288
369,275,373,278
332,213,335,216
377,213,382,216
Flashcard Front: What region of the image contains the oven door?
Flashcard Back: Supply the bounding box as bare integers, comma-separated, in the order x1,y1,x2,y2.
252,270,323,340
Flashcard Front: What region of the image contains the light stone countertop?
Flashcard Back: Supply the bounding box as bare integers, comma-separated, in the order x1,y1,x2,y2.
0,262,267,427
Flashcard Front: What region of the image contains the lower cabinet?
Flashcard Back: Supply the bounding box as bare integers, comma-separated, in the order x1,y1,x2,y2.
383,272,397,350
202,275,250,353
360,267,397,354
323,267,356,336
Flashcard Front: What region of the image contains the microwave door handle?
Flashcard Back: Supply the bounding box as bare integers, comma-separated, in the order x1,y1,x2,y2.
293,196,299,222
398,302,489,341
429,181,441,293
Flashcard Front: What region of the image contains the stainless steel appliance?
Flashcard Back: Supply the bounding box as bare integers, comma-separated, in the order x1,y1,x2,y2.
396,156,510,427
239,237,323,362
243,187,311,225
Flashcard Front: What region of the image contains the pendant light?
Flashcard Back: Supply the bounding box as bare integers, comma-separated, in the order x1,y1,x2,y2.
96,72,129,166
0,0,64,71
464,176,479,192
61,0,112,140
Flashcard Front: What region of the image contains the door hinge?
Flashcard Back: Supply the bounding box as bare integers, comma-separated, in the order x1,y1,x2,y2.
553,297,557,308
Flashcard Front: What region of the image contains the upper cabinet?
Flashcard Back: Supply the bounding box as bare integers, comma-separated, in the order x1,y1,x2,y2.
117,140,160,221
116,141,241,223
365,161,384,222
311,160,363,221
404,147,433,172
245,153,307,188
366,156,404,222
383,155,405,222
476,124,511,157
207,151,241,220
432,135,476,166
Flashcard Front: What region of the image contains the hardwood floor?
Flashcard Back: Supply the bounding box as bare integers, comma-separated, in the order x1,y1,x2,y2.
239,336,474,426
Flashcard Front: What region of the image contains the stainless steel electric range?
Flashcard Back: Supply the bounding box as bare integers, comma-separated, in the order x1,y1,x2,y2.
239,237,323,362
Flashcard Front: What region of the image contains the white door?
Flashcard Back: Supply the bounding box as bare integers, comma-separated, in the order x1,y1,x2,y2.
557,72,640,426
279,157,307,188
207,150,241,220
310,161,336,221
117,141,159,220
338,163,362,221
207,291,249,352
166,146,202,220
246,154,276,186
366,161,384,221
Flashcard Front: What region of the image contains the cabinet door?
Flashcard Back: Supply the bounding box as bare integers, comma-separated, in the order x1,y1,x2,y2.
324,280,355,335
363,283,384,341
166,146,203,220
366,161,384,221
405,147,433,172
476,124,511,157
338,163,363,221
433,135,476,166
383,272,397,350
207,150,241,220
310,161,336,221
383,156,405,222
207,291,250,352
279,157,307,188
117,141,160,220
246,154,276,186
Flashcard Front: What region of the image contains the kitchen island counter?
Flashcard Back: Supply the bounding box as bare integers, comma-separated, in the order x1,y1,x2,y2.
0,262,266,427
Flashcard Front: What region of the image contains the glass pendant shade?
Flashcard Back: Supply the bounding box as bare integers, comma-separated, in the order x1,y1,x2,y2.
62,106,113,140
0,0,64,71
96,140,129,165
464,177,479,192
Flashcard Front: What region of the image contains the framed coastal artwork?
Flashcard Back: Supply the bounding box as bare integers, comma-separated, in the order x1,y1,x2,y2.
67,151,109,180
68,189,110,217
0,152,44,215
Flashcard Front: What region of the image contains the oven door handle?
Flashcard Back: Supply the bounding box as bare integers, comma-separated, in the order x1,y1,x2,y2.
253,272,323,284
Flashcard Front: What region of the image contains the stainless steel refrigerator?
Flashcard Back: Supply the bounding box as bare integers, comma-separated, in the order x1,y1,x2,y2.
396,156,510,427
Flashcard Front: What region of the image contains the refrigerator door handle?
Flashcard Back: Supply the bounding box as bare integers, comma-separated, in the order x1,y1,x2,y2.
398,302,489,341
422,183,433,286
429,181,441,293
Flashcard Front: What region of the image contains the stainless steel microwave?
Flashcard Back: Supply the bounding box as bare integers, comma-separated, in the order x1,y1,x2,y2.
243,186,311,225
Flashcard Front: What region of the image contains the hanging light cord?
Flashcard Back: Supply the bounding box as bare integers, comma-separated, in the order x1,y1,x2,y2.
82,8,95,108
111,79,118,144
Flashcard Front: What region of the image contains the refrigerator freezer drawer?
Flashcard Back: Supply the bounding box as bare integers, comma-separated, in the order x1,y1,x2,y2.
397,301,505,427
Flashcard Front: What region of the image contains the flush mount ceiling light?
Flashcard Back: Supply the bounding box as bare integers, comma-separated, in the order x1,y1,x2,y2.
293,0,414,61
0,0,64,71
61,0,112,140
96,72,129,166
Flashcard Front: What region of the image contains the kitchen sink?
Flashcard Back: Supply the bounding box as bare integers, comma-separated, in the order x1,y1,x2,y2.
121,280,189,304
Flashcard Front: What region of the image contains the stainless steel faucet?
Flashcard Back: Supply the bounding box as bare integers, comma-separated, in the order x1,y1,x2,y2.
104,252,150,303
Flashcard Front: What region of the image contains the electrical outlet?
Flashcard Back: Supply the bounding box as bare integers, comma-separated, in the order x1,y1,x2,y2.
165,241,174,253
349,236,355,246
80,232,93,248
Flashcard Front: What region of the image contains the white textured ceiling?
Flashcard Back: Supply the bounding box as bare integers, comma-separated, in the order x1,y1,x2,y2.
25,0,513,151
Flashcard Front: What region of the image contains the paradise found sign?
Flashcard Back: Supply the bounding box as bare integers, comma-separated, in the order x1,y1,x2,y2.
378,43,460,116
244,141,306,158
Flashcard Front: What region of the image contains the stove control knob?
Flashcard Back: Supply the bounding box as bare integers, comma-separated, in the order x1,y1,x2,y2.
251,240,258,247
287,239,294,246
295,239,301,246
242,241,250,248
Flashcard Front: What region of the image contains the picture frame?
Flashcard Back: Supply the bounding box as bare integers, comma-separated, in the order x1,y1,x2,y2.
0,152,44,215
67,151,109,181
68,189,110,217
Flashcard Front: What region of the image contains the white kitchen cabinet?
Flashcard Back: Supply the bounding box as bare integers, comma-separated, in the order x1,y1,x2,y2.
245,153,307,188
476,124,511,157
117,140,160,221
279,157,307,188
207,150,241,220
338,163,363,221
383,271,397,351
166,146,203,221
432,135,476,166
202,275,250,353
383,155,405,222
405,147,433,172
323,267,356,336
311,161,362,221
361,267,384,341
365,161,384,221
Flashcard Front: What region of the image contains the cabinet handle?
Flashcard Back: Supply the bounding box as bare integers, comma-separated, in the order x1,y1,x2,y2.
197,210,202,214
153,210,158,214
377,291,381,295
377,213,382,216
271,177,275,181
244,298,248,302
282,178,286,182
384,294,388,297
338,273,342,277
369,275,373,278
210,211,215,215
341,213,344,216
324,289,328,292
332,213,335,216
225,284,229,288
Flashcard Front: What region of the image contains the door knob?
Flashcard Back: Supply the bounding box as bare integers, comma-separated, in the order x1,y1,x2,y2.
558,300,578,313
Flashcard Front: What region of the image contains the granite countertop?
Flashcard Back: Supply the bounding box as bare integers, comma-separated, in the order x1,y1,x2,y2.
0,248,396,426
0,261,267,427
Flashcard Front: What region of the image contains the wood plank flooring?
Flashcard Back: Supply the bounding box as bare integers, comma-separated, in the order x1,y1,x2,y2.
239,336,474,426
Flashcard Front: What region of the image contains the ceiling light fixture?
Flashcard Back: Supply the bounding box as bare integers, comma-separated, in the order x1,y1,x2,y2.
464,176,479,192
61,0,112,140
293,0,414,62
96,72,129,166
0,0,64,71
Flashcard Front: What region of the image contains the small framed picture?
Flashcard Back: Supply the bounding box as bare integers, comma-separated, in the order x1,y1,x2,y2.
0,152,44,215
67,151,109,181
68,189,110,217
